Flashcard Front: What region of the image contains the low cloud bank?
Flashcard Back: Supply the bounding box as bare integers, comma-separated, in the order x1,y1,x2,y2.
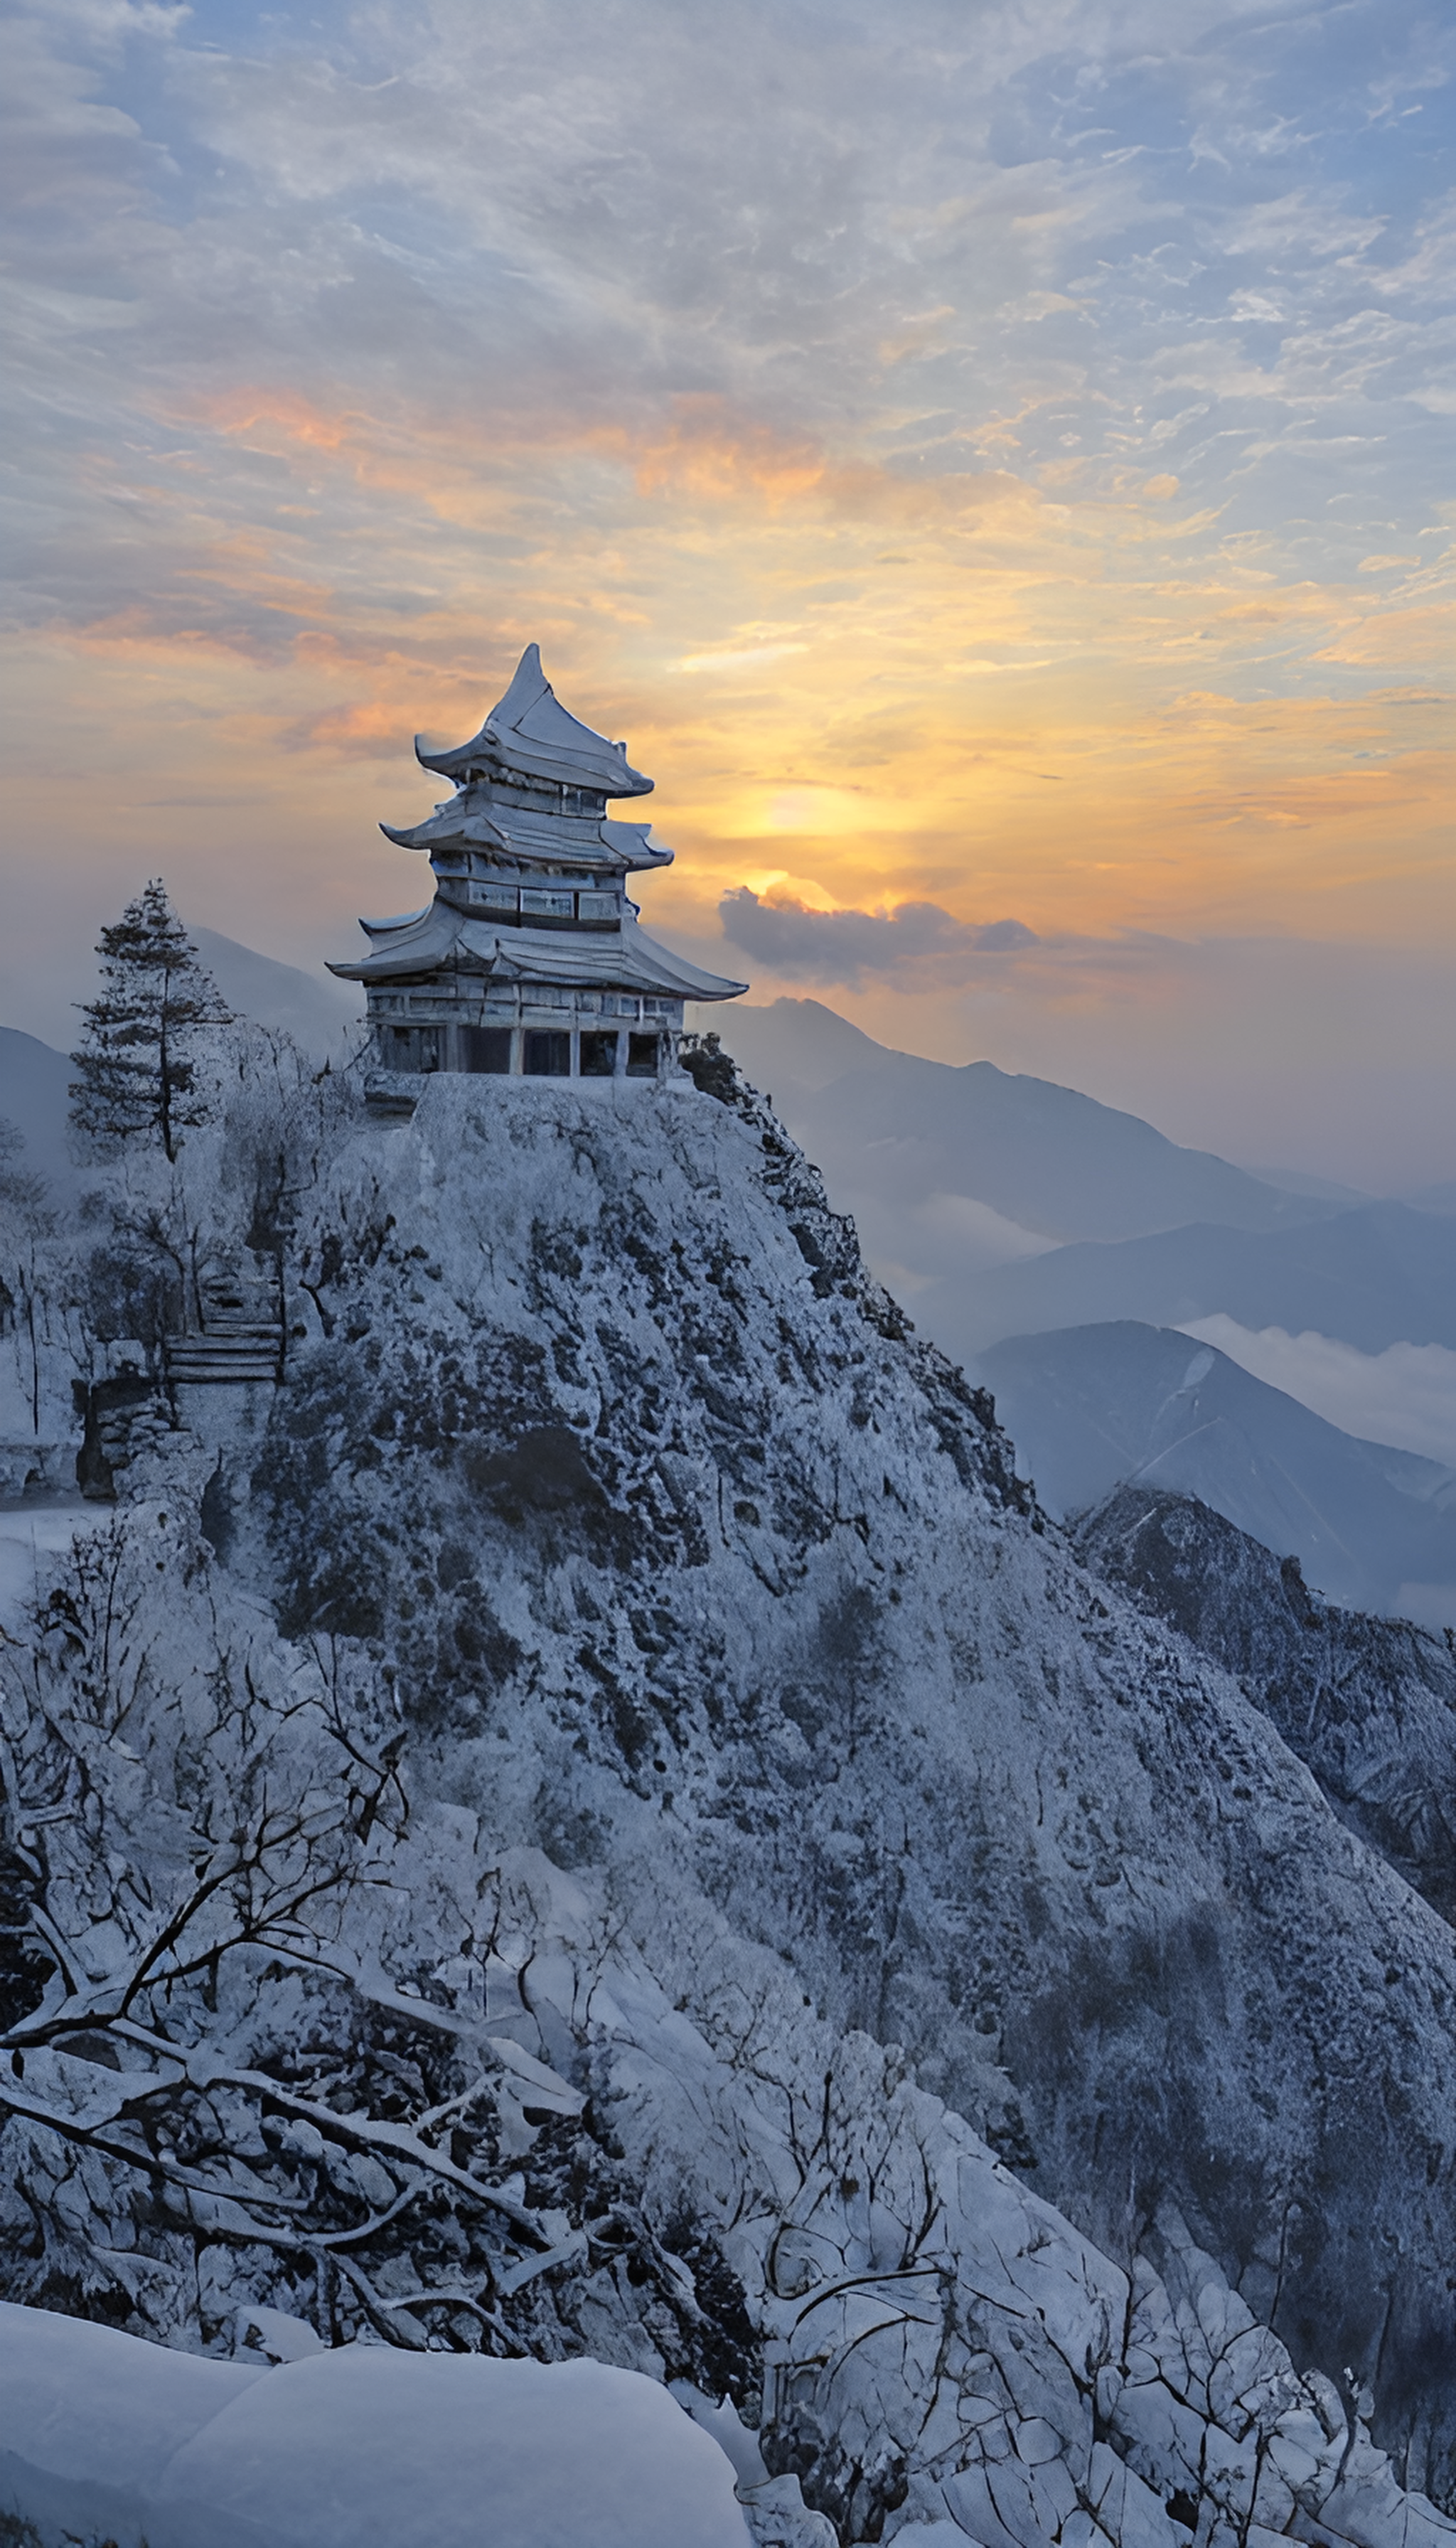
1179,1319,1456,1473
717,888,1196,994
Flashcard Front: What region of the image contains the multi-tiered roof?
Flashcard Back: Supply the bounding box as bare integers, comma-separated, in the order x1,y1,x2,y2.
331,647,745,1086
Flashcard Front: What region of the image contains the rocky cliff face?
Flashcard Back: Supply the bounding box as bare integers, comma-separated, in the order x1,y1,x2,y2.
1072,1484,1456,1923
237,1069,1456,2504
4,1059,1456,2542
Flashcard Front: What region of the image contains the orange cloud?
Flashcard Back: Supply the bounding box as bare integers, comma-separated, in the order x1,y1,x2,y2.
198,389,360,454
14,364,1448,979
630,397,828,506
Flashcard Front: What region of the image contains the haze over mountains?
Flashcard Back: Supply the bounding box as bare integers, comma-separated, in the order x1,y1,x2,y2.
921,1204,1456,1364
189,926,360,1054
706,998,1330,1272
705,998,1456,1621
0,1027,70,1177
980,1322,1456,1624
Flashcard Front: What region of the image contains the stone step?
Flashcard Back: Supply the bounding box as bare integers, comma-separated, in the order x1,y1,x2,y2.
168,1366,280,1386
166,1338,281,1383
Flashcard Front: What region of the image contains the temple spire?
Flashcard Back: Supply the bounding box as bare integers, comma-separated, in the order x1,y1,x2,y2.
414,645,653,798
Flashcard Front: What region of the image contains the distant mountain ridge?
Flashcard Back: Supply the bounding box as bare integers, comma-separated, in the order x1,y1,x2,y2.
977,1319,1456,1620
930,1201,1456,1362
189,927,359,1054
713,1000,1327,1273
0,1027,71,1174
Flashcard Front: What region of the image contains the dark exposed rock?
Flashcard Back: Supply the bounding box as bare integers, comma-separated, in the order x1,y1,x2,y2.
1072,1484,1456,1923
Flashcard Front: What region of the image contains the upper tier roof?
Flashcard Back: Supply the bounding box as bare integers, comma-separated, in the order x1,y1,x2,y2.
414,645,653,798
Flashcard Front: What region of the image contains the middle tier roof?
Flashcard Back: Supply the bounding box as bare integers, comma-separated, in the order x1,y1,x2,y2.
383,798,672,874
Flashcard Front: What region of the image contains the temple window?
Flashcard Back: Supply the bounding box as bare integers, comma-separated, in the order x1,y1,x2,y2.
524,1029,572,1077
462,1026,512,1075
626,1033,660,1078
521,888,574,918
579,1031,618,1078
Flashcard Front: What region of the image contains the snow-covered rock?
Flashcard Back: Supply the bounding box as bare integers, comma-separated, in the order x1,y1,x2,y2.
237,1074,1456,2497
0,2302,750,2547
4,1061,1456,2541
1072,1484,1456,1922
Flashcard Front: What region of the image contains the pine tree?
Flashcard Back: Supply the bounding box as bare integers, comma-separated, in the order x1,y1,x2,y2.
70,881,231,1162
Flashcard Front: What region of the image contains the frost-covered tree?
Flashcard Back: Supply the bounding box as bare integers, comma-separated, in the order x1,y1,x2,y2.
70,882,231,1163
0,1516,761,2389
0,1120,56,1442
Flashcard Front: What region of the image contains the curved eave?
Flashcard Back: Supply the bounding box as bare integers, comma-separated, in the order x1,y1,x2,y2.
380,810,673,872
380,813,508,853
603,820,672,870
327,901,463,981
359,905,432,935
416,737,653,798
484,919,747,1002
328,906,746,1002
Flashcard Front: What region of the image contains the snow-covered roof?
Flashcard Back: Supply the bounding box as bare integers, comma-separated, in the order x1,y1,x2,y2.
380,801,671,875
414,645,653,798
328,902,747,1003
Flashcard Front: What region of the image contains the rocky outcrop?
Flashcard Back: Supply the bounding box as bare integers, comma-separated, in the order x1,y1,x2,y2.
230,1071,1456,2506
1071,1484,1456,1925
6,1059,1456,2538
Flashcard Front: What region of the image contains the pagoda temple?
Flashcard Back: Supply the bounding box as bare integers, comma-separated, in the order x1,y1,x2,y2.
329,646,746,1088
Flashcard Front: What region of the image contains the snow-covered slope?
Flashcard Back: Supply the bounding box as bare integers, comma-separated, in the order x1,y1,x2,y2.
6,1059,1456,2539
975,1320,1456,1616
1071,1486,1456,1927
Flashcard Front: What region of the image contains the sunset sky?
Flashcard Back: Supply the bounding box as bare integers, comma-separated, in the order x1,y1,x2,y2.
3,0,1452,1184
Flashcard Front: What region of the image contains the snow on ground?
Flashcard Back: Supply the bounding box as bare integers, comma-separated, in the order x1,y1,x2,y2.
7,1070,1456,2539
0,2303,751,2548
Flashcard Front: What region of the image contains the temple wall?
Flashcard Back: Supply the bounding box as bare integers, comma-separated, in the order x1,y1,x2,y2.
367,992,685,1083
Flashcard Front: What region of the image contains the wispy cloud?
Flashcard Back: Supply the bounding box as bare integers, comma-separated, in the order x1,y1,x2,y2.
1180,1320,1456,1471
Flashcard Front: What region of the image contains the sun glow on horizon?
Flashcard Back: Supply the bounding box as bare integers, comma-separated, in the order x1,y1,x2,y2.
1,0,1452,1182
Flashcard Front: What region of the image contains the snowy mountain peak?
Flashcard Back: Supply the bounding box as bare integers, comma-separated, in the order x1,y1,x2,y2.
4,1050,1456,2539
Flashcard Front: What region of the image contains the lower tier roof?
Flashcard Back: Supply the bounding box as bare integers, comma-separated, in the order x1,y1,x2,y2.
328,896,746,1003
